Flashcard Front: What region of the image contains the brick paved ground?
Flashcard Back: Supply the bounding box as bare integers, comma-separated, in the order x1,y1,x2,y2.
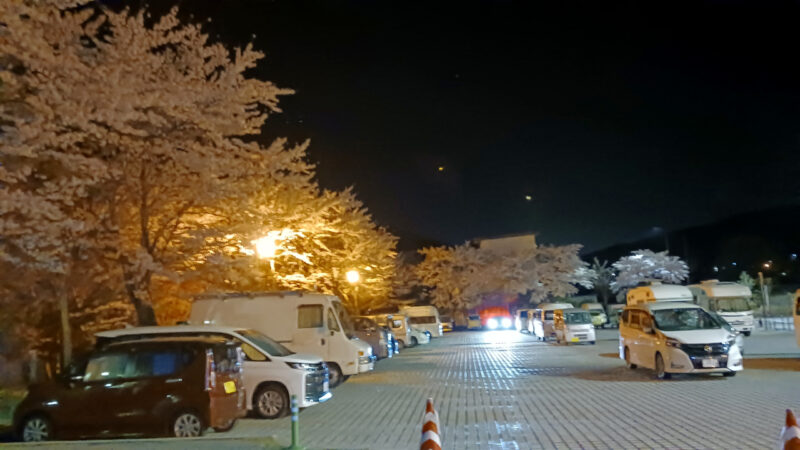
5,329,799,449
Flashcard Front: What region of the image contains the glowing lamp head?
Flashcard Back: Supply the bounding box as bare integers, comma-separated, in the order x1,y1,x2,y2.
346,270,360,284
253,235,278,259
487,318,499,330
501,317,512,329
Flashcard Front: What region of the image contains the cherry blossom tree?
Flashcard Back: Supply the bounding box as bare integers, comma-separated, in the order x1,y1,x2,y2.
611,249,689,292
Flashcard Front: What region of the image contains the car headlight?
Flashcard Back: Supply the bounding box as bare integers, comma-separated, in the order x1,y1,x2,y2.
501,317,512,328
487,318,498,329
665,338,683,349
286,362,317,370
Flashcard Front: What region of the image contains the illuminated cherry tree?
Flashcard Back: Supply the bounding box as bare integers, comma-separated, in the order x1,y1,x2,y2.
611,249,689,292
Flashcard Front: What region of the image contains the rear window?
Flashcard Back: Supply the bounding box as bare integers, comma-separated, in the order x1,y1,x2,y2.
469,315,480,320
544,311,554,320
409,316,436,324
519,311,528,318
213,344,243,374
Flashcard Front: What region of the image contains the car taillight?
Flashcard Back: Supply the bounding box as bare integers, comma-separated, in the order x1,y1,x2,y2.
205,348,216,391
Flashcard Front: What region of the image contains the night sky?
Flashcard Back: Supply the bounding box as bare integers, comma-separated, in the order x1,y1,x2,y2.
159,0,799,251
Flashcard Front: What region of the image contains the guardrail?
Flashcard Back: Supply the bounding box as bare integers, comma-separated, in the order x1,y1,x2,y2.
756,316,795,331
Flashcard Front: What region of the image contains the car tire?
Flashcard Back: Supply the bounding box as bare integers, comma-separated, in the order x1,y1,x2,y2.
171,410,204,438
253,383,289,419
590,341,596,345
328,362,345,388
624,347,637,369
655,353,671,380
743,331,751,337
214,419,237,433
20,414,53,442
722,371,736,377
410,337,418,347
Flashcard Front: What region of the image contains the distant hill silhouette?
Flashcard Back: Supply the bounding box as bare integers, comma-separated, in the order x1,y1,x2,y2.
584,205,800,283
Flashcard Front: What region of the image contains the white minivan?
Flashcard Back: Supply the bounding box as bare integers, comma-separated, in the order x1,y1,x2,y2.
401,305,443,337
553,308,596,344
688,280,755,336
95,326,331,419
190,291,374,387
531,303,573,340
619,302,743,379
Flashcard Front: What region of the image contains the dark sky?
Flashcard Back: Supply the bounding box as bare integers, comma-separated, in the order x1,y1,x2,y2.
160,0,799,251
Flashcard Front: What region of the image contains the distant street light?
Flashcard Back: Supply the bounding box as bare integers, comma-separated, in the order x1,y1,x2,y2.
253,235,278,259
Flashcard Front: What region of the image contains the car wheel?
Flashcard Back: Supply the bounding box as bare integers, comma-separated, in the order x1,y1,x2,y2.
590,341,596,345
328,363,345,388
254,384,289,419
624,347,637,369
20,414,52,442
743,331,751,337
410,337,418,347
214,419,237,433
722,371,736,377
171,411,204,438
655,353,671,380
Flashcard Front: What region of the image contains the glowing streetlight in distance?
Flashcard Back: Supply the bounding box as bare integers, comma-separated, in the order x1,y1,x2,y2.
253,235,278,259
346,270,360,284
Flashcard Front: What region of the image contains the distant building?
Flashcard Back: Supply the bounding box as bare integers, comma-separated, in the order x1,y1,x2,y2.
472,232,537,255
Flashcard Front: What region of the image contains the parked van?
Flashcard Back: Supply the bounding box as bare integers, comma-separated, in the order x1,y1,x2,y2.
553,308,596,344
467,314,482,330
401,306,443,337
515,309,534,333
793,289,800,347
688,280,755,336
368,313,422,348
15,337,245,442
351,317,393,359
190,291,374,387
96,326,331,419
619,284,743,379
531,303,573,341
580,303,608,328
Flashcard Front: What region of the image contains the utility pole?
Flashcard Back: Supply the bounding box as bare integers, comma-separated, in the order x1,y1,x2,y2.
758,271,770,320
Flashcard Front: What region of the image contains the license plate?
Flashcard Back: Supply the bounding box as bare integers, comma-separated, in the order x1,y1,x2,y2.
701,358,718,368
223,381,237,394
323,381,329,392
571,337,580,342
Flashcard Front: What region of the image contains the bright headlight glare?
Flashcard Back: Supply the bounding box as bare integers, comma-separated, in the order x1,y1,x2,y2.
487,318,498,329
501,318,512,328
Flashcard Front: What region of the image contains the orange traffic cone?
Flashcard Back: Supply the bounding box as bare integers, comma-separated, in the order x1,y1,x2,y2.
420,398,441,450
780,409,800,450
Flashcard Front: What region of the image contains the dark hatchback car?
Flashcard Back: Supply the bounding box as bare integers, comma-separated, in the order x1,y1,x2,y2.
14,336,246,442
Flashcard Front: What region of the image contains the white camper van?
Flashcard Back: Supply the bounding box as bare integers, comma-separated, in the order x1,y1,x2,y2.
531,303,574,340
688,280,755,336
190,292,374,387
619,283,743,379
401,305,443,337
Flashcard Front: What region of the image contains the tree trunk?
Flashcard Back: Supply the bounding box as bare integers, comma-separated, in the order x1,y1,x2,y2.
58,291,72,369
125,284,158,326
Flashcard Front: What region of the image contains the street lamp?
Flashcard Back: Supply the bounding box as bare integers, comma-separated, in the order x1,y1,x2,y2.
253,235,278,260
346,270,360,314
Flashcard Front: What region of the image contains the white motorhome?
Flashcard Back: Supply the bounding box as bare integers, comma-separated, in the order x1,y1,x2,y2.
96,326,331,419
190,292,374,387
619,284,743,379
688,280,755,336
531,302,573,340
401,305,443,337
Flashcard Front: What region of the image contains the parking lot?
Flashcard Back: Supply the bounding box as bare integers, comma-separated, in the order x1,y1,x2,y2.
5,329,799,449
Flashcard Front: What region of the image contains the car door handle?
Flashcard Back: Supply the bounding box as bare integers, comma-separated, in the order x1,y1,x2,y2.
321,338,326,346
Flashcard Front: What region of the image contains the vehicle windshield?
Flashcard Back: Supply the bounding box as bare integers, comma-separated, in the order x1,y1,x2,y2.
707,311,734,333
469,315,480,320
713,297,751,313
565,311,592,324
333,301,356,338
409,316,436,324
236,329,294,356
652,308,722,331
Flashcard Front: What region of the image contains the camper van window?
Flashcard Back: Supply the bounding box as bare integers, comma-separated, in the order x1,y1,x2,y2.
327,308,341,332
237,329,293,356
628,311,642,330
332,301,356,338
298,305,324,328
712,297,750,313
519,311,528,318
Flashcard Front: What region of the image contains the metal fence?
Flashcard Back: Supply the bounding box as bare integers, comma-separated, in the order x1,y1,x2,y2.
756,316,795,331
